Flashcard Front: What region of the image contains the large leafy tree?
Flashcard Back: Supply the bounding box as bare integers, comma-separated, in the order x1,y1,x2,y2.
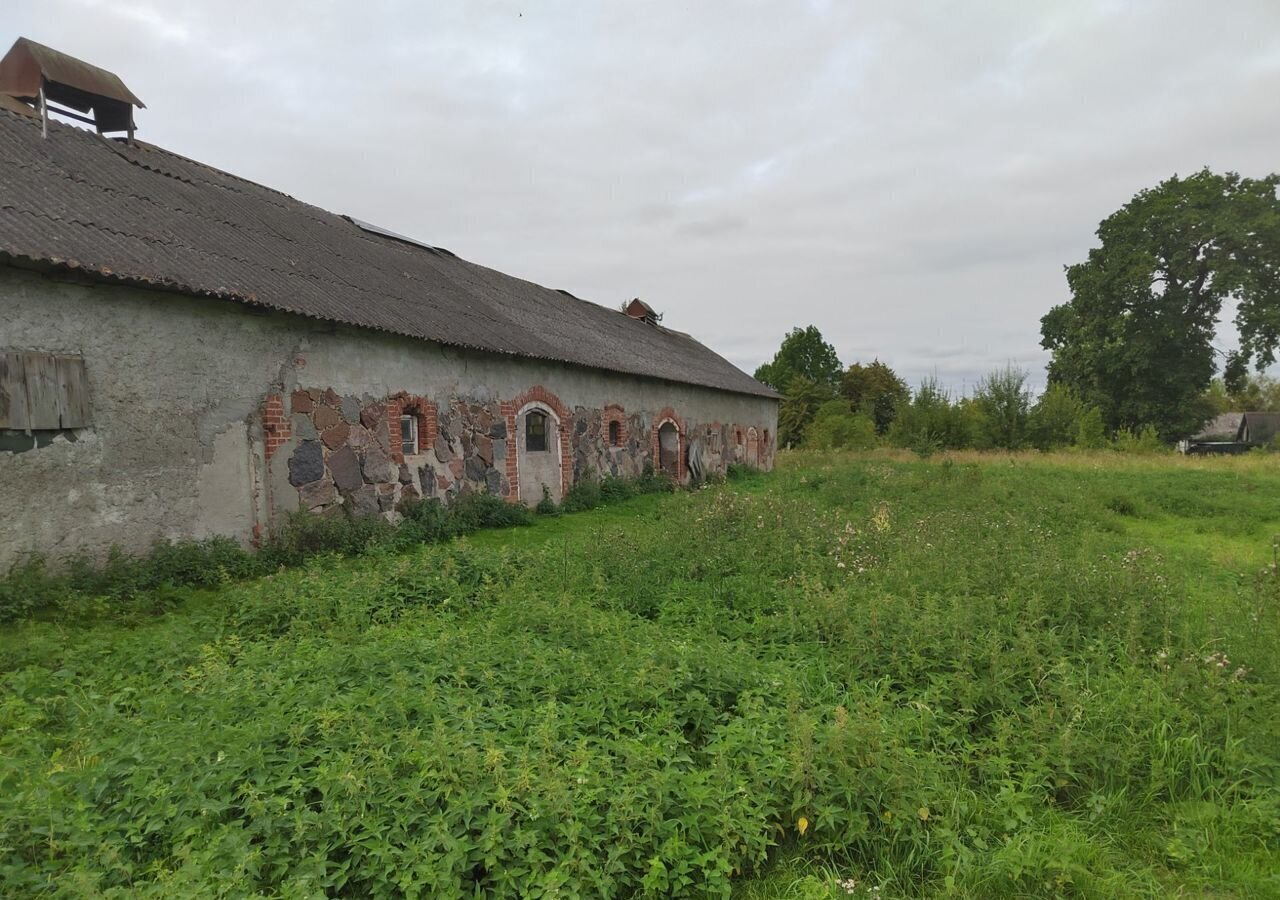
776,374,835,447
840,360,909,434
1040,169,1280,439
753,326,843,393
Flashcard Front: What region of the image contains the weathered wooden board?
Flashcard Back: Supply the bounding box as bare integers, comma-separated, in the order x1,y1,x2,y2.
55,355,90,427
0,353,29,430
22,352,62,430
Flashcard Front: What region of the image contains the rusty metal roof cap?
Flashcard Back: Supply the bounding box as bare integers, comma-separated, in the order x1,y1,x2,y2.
0,92,37,118
0,37,145,109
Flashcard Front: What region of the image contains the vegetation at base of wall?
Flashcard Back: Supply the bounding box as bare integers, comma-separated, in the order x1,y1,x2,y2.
1,451,1276,897
0,473,679,624
552,468,676,515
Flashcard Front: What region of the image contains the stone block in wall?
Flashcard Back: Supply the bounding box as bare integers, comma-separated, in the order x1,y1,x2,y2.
298,475,336,510
362,444,396,484
329,445,363,492
376,482,399,511
290,390,313,414
417,465,436,497
288,440,324,487
321,421,349,450
322,388,341,408
492,438,506,460
398,463,413,485
489,419,506,439
485,468,503,494
475,434,494,465
291,414,318,442
464,454,486,481
340,395,361,424
349,484,380,517
347,423,371,450
360,402,384,430
314,405,341,430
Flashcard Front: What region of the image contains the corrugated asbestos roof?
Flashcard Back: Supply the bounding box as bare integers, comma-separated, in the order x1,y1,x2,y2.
0,108,777,399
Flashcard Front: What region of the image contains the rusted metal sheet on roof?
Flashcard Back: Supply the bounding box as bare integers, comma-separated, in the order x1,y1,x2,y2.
0,37,145,108
0,93,36,118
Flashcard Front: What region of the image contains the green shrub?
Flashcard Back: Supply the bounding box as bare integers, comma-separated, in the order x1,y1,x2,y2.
448,491,534,531
1028,383,1088,450
1074,405,1108,449
534,486,561,516
260,508,396,567
599,474,636,503
803,401,877,450
561,473,604,512
1114,423,1164,453
0,556,63,623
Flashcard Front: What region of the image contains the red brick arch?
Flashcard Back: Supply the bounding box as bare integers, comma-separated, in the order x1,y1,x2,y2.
603,404,627,448
652,407,685,480
501,386,573,502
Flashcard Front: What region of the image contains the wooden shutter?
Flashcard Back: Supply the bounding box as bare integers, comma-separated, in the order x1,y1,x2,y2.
54,356,91,427
0,352,91,430
0,353,28,429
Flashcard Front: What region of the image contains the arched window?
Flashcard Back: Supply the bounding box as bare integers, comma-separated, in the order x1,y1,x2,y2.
608,419,622,447
525,409,548,452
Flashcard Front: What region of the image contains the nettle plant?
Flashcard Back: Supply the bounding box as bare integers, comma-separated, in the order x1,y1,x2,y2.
1,457,1276,897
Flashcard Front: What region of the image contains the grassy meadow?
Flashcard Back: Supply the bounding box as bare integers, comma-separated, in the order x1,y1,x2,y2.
1,451,1277,897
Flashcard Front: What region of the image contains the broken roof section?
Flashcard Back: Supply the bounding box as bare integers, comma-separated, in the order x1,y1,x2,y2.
0,106,777,399
0,37,144,133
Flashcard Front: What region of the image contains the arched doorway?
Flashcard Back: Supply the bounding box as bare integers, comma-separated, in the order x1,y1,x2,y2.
517,403,562,506
657,420,679,477
747,427,759,466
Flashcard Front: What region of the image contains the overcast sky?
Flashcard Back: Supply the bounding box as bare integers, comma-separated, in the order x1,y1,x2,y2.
10,1,1280,393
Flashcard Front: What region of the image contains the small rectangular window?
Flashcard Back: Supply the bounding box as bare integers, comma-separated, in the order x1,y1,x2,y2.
400,415,418,456
526,411,547,452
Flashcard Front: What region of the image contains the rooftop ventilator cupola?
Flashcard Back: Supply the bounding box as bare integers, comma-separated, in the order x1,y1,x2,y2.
624,298,660,326
0,37,144,141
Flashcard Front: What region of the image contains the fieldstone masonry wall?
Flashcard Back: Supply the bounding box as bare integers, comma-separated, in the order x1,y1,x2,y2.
274,383,776,520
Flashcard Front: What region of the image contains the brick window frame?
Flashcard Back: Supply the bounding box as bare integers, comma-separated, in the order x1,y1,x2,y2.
603,404,627,448
386,393,437,464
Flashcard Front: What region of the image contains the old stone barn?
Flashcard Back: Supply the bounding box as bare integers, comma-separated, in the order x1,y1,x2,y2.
0,40,777,568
